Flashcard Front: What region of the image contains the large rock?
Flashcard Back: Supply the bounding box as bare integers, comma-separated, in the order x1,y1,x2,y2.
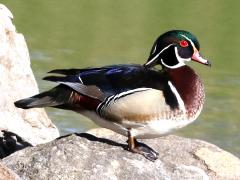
0,162,21,180
2,128,240,180
0,4,59,145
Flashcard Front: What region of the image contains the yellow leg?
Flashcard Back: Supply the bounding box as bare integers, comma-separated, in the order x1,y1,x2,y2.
127,130,135,150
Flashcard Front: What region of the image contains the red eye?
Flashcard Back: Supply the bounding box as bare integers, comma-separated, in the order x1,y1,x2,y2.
180,40,188,47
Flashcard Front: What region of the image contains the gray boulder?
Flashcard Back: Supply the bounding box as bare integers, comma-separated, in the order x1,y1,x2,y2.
2,128,240,180
0,4,59,146
0,162,21,180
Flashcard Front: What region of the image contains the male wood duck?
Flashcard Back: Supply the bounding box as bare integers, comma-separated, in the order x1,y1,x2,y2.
15,30,210,161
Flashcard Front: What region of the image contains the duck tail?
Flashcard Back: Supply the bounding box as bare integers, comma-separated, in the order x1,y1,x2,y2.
14,86,70,109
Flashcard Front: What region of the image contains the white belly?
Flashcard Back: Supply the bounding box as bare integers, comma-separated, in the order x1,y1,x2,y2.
81,111,197,139
128,119,195,138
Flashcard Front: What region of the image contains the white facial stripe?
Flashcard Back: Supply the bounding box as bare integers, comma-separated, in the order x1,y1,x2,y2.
160,47,186,69
152,44,157,54
145,44,173,66
168,81,186,112
180,34,197,51
175,46,191,62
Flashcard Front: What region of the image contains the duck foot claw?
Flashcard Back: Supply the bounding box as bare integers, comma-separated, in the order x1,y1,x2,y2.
129,140,159,161
127,130,159,161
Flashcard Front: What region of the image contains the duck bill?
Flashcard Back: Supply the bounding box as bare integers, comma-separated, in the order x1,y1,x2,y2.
191,51,211,67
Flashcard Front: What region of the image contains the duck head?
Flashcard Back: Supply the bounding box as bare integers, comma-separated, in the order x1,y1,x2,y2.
144,30,211,69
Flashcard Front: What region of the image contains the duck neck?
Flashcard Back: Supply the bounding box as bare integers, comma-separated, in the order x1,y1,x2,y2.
166,66,205,117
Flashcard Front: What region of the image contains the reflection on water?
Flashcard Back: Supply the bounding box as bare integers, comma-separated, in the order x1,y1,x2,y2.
2,0,239,157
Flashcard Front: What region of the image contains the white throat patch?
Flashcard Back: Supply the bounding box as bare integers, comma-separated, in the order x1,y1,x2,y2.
160,47,187,69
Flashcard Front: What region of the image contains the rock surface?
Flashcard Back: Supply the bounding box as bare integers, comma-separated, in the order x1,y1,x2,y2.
0,4,59,145
0,164,20,180
0,162,21,180
2,128,240,180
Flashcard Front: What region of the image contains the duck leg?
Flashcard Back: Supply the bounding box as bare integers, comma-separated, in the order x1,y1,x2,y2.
127,130,159,161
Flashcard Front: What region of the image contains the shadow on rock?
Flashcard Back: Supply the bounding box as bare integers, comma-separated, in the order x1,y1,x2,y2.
0,130,32,158
57,132,156,156
58,132,128,150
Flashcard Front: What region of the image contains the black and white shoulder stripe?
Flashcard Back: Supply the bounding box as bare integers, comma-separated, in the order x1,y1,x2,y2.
96,88,151,116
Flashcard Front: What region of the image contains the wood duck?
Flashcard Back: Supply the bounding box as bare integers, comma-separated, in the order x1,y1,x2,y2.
15,30,210,161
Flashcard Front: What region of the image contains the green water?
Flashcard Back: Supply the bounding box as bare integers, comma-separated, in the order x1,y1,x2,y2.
2,1,239,157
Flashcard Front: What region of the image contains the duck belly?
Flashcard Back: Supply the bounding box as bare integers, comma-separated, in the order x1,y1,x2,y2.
80,110,197,139
128,118,196,139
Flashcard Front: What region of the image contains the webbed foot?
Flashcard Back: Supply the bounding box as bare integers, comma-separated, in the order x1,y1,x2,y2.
127,130,159,161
